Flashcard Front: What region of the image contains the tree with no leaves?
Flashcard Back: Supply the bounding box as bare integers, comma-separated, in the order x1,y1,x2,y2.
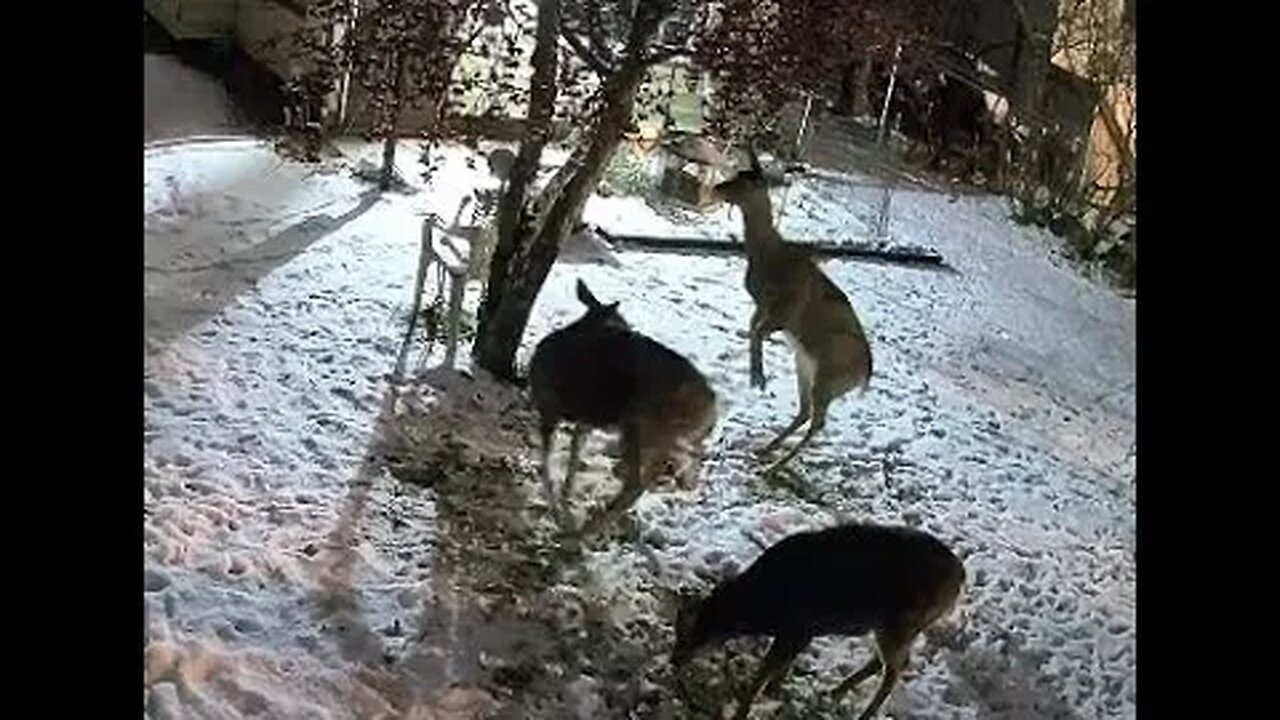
293,0,957,383
287,0,489,188
472,0,710,382
696,0,954,139
471,0,955,383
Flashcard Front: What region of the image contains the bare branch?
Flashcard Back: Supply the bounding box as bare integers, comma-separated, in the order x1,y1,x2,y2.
1007,0,1038,38
620,0,673,61
506,0,534,25
560,25,614,74
583,0,620,66
454,13,490,57
644,42,693,65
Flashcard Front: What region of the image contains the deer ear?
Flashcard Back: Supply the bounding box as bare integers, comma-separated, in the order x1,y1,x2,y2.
576,279,600,308
608,301,620,313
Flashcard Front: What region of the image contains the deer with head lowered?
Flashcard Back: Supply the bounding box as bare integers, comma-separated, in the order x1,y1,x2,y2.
529,279,718,538
712,147,872,474
672,522,966,720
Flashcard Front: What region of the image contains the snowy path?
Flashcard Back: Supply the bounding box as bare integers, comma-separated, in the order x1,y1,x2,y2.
144,140,1134,719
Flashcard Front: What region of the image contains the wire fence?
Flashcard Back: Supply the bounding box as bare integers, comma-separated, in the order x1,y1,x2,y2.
764,42,1134,249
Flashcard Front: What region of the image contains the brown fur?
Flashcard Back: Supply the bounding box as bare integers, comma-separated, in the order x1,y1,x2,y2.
529,280,718,538
713,154,873,474
672,523,965,720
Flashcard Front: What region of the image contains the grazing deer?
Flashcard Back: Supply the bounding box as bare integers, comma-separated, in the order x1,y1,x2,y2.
529,279,718,537
712,148,872,474
672,523,965,720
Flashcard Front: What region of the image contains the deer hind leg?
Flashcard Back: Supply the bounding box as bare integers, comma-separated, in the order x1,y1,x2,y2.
558,424,587,524
668,436,702,490
733,634,811,720
852,627,916,720
748,318,767,387
580,424,655,537
761,352,814,454
763,377,832,476
669,402,718,490
538,415,558,505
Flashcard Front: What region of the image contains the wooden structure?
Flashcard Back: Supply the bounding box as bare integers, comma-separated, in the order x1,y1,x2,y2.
657,133,734,209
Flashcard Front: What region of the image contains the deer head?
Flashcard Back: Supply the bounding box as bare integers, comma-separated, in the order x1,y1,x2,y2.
712,143,787,206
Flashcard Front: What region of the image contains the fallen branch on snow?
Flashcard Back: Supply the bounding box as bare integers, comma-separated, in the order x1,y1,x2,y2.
595,228,950,268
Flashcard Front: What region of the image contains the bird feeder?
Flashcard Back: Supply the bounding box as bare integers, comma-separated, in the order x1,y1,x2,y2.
658,134,731,210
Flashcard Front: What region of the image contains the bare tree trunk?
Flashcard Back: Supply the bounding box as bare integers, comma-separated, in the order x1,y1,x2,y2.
1008,0,1059,114
380,135,398,190
474,0,563,365
474,62,650,381
851,53,874,118
379,51,406,191
835,61,855,116
473,0,672,382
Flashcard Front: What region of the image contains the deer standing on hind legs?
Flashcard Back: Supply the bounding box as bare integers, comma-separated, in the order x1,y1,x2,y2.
712,147,873,475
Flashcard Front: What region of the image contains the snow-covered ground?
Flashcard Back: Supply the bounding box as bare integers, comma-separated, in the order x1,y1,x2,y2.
144,138,1134,719
144,140,383,348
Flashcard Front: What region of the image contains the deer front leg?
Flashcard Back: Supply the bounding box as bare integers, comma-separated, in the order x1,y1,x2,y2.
749,307,781,390
538,414,558,507
557,424,587,528
732,634,811,720
579,425,646,538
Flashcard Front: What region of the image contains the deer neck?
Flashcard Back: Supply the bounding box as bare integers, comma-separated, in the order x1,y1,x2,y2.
737,194,783,258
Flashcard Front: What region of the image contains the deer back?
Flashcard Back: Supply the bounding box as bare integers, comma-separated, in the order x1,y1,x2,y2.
530,308,713,430
694,524,964,641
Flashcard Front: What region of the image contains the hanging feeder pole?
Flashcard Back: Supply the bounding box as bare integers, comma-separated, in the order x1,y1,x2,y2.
873,40,903,241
